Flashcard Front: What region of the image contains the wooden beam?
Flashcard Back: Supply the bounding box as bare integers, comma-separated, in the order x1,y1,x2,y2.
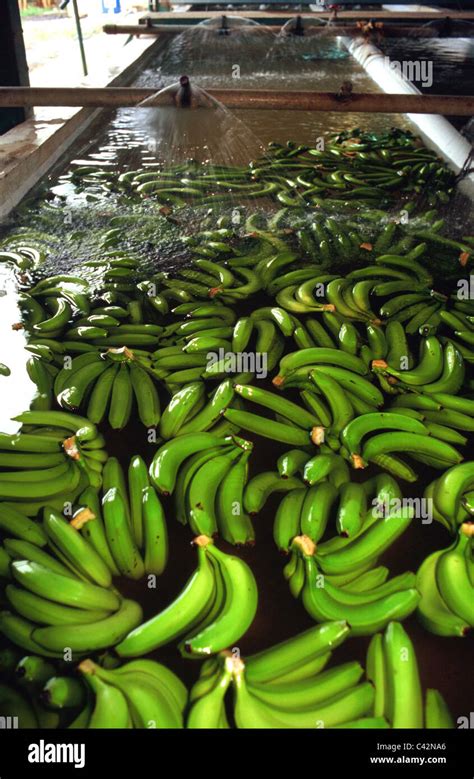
0,87,473,115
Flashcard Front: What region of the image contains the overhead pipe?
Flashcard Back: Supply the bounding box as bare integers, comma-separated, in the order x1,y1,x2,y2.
103,24,190,34
0,86,473,115
138,10,474,21
102,22,474,38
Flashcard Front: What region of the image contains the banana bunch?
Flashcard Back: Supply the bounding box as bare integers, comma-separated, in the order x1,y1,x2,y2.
0,581,139,659
416,522,474,637
0,456,168,655
153,300,289,387
223,357,386,449
1,654,61,728
276,244,468,339
274,471,403,550
372,337,465,396
115,535,257,658
425,461,474,533
366,621,454,728
437,300,474,363
264,349,388,445
176,438,254,542
150,430,247,495
73,455,168,577
0,504,142,656
339,409,463,476
26,356,57,410
153,261,262,305
275,251,432,321
149,431,254,539
283,506,418,635
0,410,107,512
21,276,92,327
54,347,161,429
77,658,187,728
0,682,41,728
305,370,453,475
84,249,140,294
157,381,234,438
0,244,44,273
20,274,163,350
188,621,383,728
226,383,323,447
71,130,457,211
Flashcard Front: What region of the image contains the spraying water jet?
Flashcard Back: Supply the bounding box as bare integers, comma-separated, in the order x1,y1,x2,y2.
283,16,305,37
138,77,215,109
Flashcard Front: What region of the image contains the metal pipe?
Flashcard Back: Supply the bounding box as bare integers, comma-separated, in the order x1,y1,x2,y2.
72,0,88,77
60,0,88,77
0,87,473,114
103,23,190,34
101,22,473,38
139,10,474,20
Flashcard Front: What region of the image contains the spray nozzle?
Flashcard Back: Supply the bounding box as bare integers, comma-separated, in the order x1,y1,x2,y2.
293,15,305,36
218,15,230,36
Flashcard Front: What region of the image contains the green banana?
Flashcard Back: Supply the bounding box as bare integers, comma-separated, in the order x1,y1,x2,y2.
115,539,215,656
425,689,454,728
245,621,350,684
383,621,423,728
316,506,413,574
42,506,112,587
128,455,150,548
142,486,168,575
11,560,120,612
102,487,145,580
180,543,258,658
79,664,131,728
32,598,143,653
149,433,228,495
216,450,255,546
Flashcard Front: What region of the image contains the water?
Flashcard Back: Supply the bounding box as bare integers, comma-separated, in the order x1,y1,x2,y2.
382,37,474,131
0,26,467,426
0,26,473,722
35,29,409,217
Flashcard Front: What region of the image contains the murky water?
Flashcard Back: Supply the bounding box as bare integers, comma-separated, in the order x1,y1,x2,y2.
382,37,474,131
0,29,463,428
0,28,473,722
57,30,409,185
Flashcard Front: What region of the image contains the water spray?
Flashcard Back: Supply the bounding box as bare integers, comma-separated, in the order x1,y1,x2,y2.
137,76,216,110
280,16,305,37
